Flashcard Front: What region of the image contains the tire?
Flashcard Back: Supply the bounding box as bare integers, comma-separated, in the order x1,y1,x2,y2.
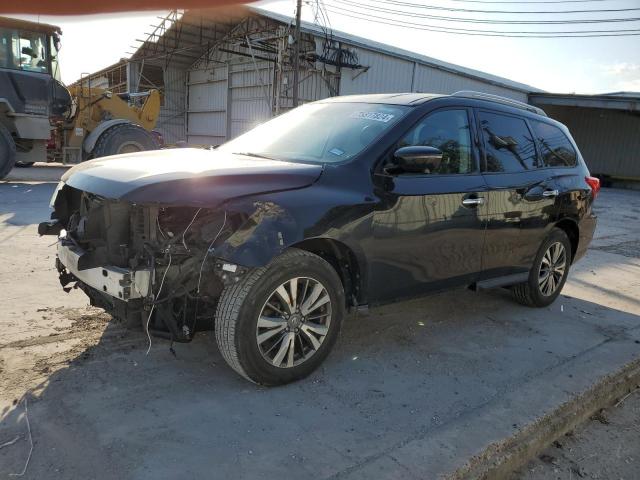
91,123,159,159
215,248,345,386
512,228,572,308
0,124,16,179
15,161,35,168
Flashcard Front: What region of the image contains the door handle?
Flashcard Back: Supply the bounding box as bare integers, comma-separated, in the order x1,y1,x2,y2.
542,189,559,197
462,197,485,207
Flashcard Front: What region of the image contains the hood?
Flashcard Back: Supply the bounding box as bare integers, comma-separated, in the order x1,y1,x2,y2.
62,148,323,206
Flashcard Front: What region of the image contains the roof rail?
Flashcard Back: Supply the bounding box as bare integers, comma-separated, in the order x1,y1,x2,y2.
451,90,547,116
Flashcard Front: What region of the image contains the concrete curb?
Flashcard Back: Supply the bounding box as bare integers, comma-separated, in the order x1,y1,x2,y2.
450,358,640,480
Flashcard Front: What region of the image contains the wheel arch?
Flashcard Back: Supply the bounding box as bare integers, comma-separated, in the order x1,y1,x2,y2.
0,99,17,133
290,238,365,310
554,218,579,263
82,119,133,154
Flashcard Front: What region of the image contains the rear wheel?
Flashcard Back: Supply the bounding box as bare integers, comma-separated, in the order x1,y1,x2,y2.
0,124,16,179
215,249,345,385
91,123,159,159
512,228,572,307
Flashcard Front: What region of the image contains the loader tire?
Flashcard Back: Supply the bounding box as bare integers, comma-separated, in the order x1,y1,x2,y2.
91,123,159,159
0,124,16,179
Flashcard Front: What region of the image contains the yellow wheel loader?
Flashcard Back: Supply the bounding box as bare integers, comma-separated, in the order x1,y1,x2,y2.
0,16,161,177
48,85,161,165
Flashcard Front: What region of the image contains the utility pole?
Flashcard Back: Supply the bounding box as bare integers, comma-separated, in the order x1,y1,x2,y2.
292,0,302,107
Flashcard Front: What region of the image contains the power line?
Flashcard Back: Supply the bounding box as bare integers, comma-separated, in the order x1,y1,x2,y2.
323,6,640,36
450,0,614,3
329,0,640,24
327,2,640,33
353,0,640,14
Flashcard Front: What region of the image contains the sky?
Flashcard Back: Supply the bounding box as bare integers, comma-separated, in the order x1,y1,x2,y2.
10,0,640,93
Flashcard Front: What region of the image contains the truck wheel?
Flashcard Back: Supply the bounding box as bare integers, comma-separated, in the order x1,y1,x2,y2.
0,124,16,179
215,249,345,386
512,228,572,308
91,123,159,159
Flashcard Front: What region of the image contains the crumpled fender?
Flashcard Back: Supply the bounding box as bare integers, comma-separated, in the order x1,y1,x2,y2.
212,186,375,274
214,199,298,267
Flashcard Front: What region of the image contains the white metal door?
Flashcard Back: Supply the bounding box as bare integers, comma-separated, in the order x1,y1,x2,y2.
187,65,228,145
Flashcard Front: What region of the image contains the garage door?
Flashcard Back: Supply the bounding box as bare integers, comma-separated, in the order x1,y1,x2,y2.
186,65,228,145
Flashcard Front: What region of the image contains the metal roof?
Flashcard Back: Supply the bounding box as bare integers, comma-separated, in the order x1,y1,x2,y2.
130,8,251,68
0,16,62,35
530,92,640,112
129,6,541,95
249,6,543,95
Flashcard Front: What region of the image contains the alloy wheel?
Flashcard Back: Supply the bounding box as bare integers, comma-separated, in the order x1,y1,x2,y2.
256,277,332,368
538,242,567,296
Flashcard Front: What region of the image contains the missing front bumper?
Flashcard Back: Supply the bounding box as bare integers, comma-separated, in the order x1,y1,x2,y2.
56,241,152,301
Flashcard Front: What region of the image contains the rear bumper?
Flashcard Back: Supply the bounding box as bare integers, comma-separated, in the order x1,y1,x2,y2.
57,240,152,301
574,214,597,263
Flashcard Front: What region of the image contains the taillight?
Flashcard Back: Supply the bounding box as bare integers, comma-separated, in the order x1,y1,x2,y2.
585,176,600,200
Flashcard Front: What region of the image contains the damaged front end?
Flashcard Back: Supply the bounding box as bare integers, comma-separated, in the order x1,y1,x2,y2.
42,184,248,342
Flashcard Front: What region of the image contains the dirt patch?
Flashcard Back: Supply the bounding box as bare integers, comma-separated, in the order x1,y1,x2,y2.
0,306,132,401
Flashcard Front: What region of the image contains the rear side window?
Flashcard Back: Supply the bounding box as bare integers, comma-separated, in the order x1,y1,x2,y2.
531,121,578,167
478,111,538,172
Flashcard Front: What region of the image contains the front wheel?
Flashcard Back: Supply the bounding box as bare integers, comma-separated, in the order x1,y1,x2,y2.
215,249,345,385
512,228,572,308
0,124,16,179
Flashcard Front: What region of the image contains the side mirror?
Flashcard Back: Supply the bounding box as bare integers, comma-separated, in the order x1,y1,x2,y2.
391,146,443,174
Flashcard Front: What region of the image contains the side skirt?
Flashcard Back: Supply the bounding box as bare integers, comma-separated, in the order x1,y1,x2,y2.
473,272,530,290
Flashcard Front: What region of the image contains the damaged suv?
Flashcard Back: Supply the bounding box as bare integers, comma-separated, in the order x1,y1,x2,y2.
41,92,599,385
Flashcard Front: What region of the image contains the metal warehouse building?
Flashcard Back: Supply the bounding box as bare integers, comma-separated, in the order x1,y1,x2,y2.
90,6,539,146
77,6,639,183
530,92,640,183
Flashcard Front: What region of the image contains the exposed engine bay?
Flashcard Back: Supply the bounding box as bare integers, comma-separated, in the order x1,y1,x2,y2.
44,184,249,343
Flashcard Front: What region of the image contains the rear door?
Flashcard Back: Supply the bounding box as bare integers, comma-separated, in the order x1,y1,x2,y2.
529,118,583,220
476,109,559,279
370,107,488,304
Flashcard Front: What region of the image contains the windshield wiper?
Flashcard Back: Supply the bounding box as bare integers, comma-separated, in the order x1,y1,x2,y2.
232,152,277,160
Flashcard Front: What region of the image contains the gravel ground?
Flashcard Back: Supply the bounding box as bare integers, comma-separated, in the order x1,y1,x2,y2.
515,388,640,480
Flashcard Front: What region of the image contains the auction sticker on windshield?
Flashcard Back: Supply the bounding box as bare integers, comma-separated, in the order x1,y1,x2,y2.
350,111,395,122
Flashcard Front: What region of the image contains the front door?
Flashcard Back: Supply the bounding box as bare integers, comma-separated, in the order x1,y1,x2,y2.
369,108,488,304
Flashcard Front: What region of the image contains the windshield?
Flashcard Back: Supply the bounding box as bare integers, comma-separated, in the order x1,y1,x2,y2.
0,27,50,74
217,102,409,163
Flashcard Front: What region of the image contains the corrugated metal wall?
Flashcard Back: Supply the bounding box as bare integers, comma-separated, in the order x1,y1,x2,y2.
339,46,528,103
340,48,413,94
228,61,274,138
174,29,532,145
156,67,186,144
187,66,228,145
544,105,640,179
185,47,338,144
413,64,528,102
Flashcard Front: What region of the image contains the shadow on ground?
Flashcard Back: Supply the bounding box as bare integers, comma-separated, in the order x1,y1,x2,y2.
0,183,57,227
2,285,639,479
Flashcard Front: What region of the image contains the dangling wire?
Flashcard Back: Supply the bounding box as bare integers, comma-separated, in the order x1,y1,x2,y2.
145,252,172,355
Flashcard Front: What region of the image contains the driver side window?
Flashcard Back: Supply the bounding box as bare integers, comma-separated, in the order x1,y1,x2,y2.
398,109,474,174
